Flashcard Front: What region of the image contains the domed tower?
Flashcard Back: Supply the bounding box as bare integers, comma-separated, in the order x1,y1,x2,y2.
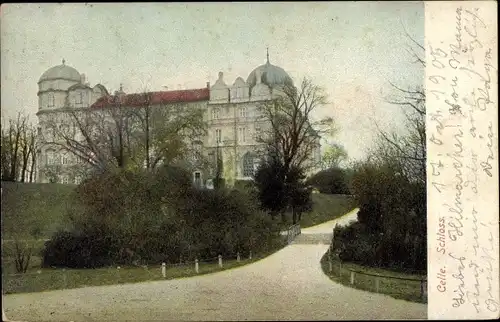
246,49,293,95
37,59,81,111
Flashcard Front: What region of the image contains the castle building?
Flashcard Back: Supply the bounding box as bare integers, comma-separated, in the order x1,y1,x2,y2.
36,54,321,187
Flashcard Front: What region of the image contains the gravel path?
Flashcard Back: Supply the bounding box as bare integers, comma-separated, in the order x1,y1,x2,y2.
2,208,427,321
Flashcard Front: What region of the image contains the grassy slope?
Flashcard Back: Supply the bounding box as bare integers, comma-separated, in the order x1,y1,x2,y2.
281,193,357,229
320,252,427,304
1,182,76,239
1,182,357,238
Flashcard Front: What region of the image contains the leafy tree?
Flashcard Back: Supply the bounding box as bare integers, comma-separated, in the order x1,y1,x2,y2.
321,143,348,169
306,167,351,194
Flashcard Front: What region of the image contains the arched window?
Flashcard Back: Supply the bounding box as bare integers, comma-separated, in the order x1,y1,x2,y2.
242,152,255,177
48,93,55,108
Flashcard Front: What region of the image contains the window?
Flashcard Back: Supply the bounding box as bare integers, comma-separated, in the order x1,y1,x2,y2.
215,129,222,144
48,93,55,108
239,107,247,118
74,176,82,185
212,108,220,120
238,127,246,143
46,150,55,165
193,171,202,188
242,152,255,177
61,176,69,184
62,153,70,165
76,92,83,104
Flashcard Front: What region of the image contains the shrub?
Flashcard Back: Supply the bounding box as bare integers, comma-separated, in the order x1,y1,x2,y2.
42,166,282,268
306,167,351,194
331,160,426,273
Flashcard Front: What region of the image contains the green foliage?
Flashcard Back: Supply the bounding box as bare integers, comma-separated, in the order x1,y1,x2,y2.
333,160,426,273
321,143,348,169
253,155,312,224
41,166,281,268
306,167,351,195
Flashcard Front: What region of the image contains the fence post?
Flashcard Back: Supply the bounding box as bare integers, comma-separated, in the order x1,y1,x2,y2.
339,262,342,277
249,251,252,260
195,259,199,274
237,252,241,263
161,262,166,278
218,255,223,268
328,257,333,273
350,271,355,285
375,277,380,293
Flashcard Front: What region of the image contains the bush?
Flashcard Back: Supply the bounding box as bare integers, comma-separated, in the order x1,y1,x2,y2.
306,167,351,194
42,166,282,268
331,161,426,273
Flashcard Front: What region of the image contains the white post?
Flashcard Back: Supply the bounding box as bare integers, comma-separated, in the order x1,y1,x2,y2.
195,259,199,274
237,252,241,262
249,251,252,260
339,262,342,277
161,262,166,278
218,255,223,268
375,278,380,293
350,271,355,285
329,258,333,273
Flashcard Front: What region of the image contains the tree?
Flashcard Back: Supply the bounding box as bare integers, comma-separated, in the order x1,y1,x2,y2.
254,153,311,224
306,167,351,194
42,96,134,173
333,31,427,272
1,112,37,182
322,143,348,169
42,90,207,175
254,78,332,223
257,78,332,175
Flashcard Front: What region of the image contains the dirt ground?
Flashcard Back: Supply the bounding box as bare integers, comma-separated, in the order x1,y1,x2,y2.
2,208,427,321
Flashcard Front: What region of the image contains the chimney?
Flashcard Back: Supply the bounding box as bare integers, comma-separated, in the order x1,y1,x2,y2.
206,81,210,89
80,73,86,84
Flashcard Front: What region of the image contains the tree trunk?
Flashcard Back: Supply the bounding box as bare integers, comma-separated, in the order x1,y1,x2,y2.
29,149,36,182
145,105,150,169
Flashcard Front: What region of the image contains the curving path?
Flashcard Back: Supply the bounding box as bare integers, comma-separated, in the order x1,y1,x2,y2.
2,208,427,321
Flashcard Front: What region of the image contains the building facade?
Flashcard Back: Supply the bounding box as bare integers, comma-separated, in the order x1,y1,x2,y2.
36,56,321,186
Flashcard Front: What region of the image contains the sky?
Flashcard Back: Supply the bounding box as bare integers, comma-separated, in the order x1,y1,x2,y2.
1,2,424,161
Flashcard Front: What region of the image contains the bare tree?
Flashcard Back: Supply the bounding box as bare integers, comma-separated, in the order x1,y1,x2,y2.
42,90,208,176
43,95,136,173
1,112,37,182
373,32,426,184
257,78,332,175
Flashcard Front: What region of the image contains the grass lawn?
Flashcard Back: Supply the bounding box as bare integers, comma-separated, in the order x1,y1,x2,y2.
320,252,427,304
1,243,286,294
280,193,357,229
1,182,76,239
